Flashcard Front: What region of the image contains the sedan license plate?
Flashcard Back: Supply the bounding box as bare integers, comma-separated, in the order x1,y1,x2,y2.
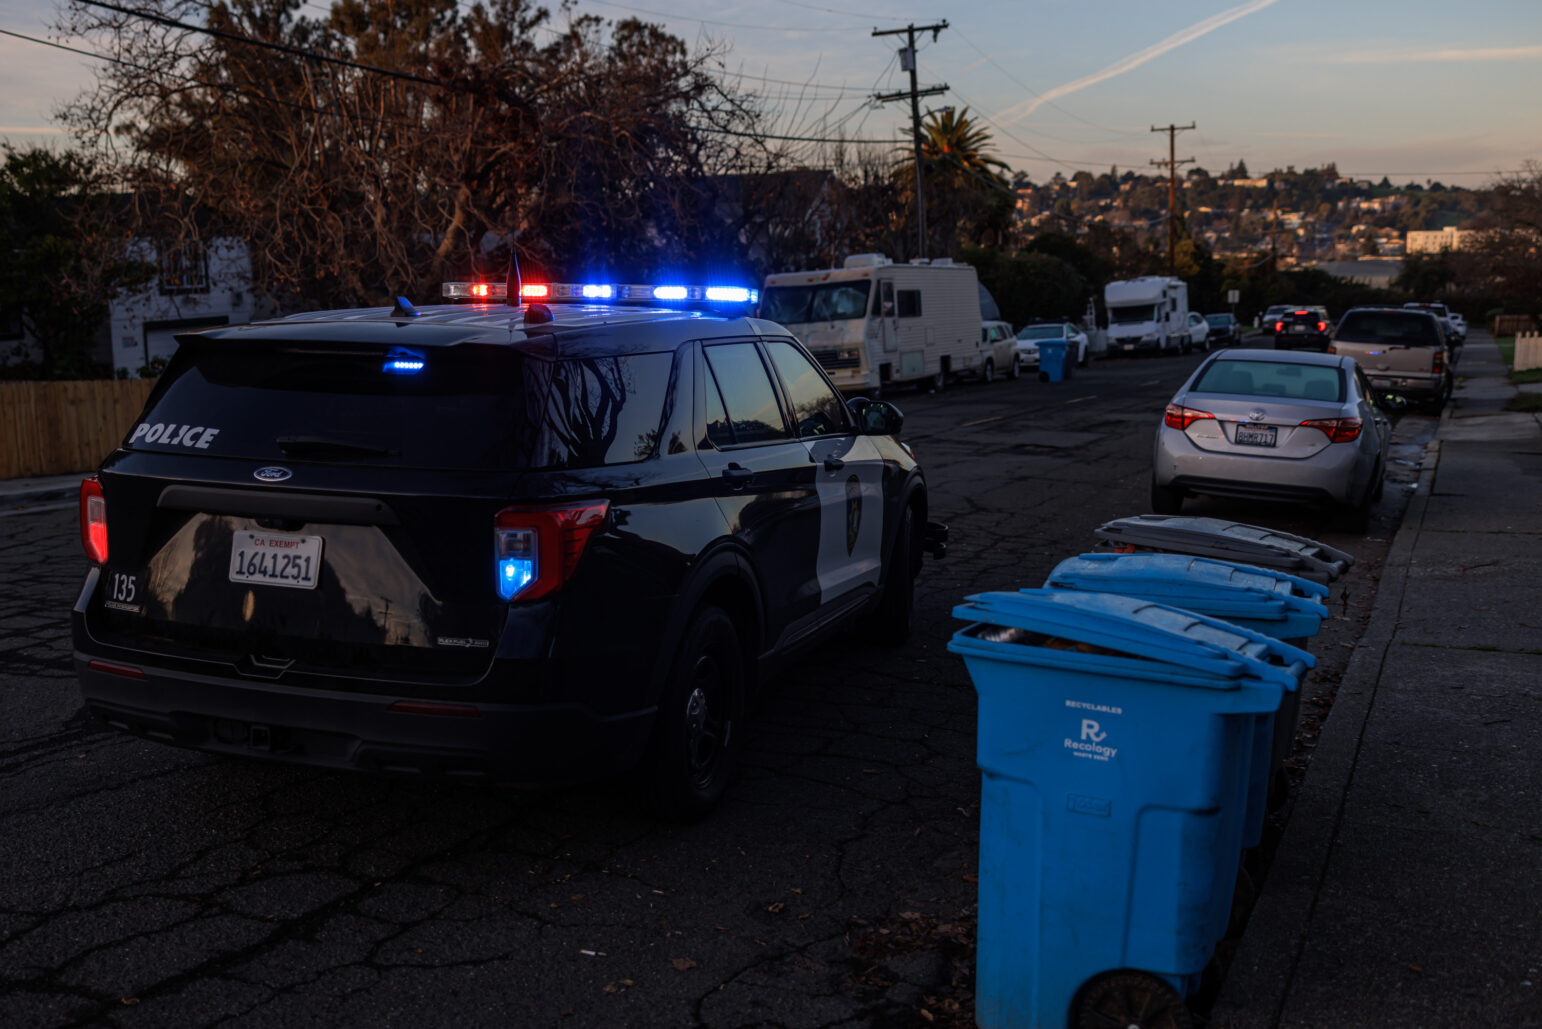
1290,324,1307,333
1235,424,1277,448
229,531,323,589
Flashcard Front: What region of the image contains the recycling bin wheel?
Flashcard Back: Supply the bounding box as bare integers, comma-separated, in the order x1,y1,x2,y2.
1075,971,1193,1029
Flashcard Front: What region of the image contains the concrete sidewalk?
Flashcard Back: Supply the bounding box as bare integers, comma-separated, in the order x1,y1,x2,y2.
1214,334,1542,1027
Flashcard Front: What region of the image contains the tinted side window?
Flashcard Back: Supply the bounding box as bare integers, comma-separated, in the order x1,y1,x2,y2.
703,343,789,444
897,290,922,317
703,360,734,448
764,338,850,438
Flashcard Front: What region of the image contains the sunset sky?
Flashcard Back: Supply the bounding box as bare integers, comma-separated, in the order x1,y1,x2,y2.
2,0,1537,184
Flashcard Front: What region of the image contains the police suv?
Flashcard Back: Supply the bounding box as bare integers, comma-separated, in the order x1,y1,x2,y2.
73,279,943,820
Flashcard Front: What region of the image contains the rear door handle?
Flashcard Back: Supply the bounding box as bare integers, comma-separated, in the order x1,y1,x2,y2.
823,457,845,471
722,463,753,487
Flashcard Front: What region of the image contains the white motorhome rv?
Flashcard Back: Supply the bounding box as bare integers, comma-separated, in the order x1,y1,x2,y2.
761,254,985,394
1104,276,1193,355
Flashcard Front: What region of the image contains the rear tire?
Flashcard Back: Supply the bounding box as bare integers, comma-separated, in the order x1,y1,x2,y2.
644,606,744,822
982,358,995,384
1008,353,1021,380
1151,477,1184,514
1077,343,1088,368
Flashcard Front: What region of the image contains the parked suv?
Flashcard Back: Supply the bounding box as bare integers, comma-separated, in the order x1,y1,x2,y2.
1271,308,1332,351
1404,302,1464,345
1328,306,1453,412
73,281,942,819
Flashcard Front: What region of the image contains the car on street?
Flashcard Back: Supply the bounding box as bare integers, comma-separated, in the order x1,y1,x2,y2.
72,279,943,820
1203,313,1242,347
1151,348,1390,530
1259,304,1293,336
980,319,1022,381
1328,306,1454,413
1270,308,1333,351
1016,321,1091,367
1184,311,1211,353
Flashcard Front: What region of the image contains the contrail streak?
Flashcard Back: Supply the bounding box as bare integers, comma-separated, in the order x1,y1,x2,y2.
995,0,1282,126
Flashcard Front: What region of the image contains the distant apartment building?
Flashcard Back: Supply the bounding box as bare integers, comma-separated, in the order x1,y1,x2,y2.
1406,227,1471,254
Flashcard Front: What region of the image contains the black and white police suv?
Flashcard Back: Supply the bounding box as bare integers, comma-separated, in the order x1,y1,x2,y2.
73,279,944,819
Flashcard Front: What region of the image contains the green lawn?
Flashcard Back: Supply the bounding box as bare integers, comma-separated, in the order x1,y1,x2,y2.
1496,336,1515,368
1509,393,1542,412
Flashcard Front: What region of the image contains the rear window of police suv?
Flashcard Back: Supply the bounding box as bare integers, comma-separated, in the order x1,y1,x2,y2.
124,342,677,472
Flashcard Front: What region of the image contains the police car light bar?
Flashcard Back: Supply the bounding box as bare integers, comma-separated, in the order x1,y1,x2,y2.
442,281,759,307
442,282,510,301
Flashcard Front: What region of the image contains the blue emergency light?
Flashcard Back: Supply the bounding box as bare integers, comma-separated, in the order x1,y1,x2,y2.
382,347,426,375
441,280,758,308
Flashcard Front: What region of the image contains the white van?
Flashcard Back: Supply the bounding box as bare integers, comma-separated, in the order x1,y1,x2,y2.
1104,276,1194,355
762,254,985,394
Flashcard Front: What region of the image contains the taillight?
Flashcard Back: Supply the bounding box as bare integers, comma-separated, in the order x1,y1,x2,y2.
1274,322,1285,333
493,500,609,602
1164,403,1216,431
80,475,108,564
1300,417,1362,443
1432,350,1444,374
1317,321,1327,333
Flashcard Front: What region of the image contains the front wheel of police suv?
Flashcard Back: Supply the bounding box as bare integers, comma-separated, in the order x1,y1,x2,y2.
645,606,745,821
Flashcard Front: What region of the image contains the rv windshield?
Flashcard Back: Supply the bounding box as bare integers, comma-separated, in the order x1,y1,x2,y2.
761,282,872,324
1108,305,1158,325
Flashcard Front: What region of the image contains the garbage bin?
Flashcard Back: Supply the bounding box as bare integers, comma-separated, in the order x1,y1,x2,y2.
949,589,1308,1029
1093,514,1353,584
1043,552,1326,842
1037,339,1073,382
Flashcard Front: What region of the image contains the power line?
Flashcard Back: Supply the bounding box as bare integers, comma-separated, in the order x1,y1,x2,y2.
79,0,452,90
577,0,841,34
1151,122,1196,274
949,28,1144,139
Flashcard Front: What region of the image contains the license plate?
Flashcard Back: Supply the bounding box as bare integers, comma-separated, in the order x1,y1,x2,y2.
1123,343,1135,351
1234,424,1277,448
229,531,323,589
1290,324,1307,333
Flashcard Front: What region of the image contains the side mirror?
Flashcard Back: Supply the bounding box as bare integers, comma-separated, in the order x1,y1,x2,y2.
849,397,904,436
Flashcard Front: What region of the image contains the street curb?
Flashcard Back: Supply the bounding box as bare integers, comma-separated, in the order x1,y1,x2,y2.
1210,438,1441,1028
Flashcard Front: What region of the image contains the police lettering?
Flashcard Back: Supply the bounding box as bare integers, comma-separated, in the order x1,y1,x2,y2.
130,423,219,449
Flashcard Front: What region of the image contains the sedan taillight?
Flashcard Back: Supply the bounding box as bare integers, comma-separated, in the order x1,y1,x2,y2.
1165,403,1216,431
1300,417,1363,443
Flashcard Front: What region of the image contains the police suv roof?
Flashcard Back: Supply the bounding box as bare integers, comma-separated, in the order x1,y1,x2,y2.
184,303,781,358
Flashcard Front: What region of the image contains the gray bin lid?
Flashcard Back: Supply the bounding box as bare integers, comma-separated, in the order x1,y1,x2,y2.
1093,514,1353,583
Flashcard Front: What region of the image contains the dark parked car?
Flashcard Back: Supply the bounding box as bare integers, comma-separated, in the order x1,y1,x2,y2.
1271,309,1332,351
72,279,944,820
1203,313,1242,347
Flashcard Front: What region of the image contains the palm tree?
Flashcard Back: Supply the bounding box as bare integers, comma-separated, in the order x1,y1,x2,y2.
893,107,1014,255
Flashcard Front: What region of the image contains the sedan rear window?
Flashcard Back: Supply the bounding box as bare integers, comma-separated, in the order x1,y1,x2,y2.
1335,311,1441,347
1192,360,1344,403
130,342,676,471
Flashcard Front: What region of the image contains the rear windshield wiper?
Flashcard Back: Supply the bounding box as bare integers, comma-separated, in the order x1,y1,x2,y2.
276,435,400,458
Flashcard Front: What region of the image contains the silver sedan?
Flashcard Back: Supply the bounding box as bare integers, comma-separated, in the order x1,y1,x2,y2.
1151,349,1391,530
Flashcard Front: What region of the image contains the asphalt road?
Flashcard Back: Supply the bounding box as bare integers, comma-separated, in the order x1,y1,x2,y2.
0,341,1437,1028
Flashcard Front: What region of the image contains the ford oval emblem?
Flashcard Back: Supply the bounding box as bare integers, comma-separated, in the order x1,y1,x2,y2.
253,466,293,483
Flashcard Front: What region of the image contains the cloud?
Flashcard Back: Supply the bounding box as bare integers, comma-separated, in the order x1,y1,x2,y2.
1324,45,1542,64
994,0,1282,126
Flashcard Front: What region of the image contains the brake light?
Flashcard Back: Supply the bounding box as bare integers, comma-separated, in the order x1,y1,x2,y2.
1432,349,1444,374
1293,310,1309,316
1164,403,1216,431
1317,321,1327,333
493,501,609,601
519,284,550,299
1274,322,1285,333
1300,417,1362,443
80,476,107,564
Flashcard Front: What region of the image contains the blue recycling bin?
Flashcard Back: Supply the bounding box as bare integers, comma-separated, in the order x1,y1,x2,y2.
1043,552,1326,842
950,590,1309,1029
1037,339,1072,382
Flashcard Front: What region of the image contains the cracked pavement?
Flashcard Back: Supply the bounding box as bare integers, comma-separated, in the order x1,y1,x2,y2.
0,349,1432,1027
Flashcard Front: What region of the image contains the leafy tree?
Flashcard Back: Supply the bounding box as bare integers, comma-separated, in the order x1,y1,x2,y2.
59,0,761,309
960,245,1088,327
0,146,151,378
1465,161,1542,314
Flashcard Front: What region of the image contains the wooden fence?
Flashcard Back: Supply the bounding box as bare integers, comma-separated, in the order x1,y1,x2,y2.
0,380,156,480
1516,333,1542,373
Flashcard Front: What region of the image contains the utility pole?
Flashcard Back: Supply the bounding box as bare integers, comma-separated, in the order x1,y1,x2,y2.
873,22,949,260
1149,122,1195,275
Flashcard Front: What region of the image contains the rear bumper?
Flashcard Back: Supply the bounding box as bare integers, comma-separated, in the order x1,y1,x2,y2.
1363,371,1446,400
1154,426,1364,504
75,655,655,782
